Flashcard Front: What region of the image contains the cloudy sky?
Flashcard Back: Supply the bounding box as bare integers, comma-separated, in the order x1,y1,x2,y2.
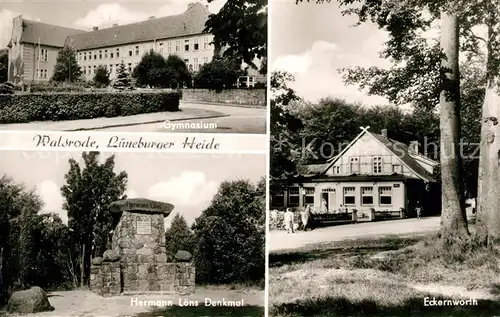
0,151,264,228
271,0,392,104
0,0,225,49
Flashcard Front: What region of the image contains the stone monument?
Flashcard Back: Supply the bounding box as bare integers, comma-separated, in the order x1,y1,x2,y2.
90,198,195,297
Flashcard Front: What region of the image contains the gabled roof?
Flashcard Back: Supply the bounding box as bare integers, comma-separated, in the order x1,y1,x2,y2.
66,3,210,51
297,163,328,177
18,19,85,47
320,128,437,182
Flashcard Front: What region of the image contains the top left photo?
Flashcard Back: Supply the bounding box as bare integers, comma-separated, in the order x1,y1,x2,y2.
0,0,267,134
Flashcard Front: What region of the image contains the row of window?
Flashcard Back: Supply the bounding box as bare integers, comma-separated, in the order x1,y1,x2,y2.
332,157,402,175
273,186,394,207
82,57,211,76
35,69,48,78
78,38,211,62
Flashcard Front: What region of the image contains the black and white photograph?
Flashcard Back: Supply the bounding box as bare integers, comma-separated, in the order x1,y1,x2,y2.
269,0,500,316
0,150,265,316
0,0,267,134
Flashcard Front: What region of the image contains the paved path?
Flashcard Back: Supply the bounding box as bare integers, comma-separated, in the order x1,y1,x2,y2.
96,102,267,134
12,289,264,317
269,217,441,252
0,102,266,134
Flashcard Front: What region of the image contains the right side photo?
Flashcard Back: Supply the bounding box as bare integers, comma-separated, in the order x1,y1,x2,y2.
268,1,500,316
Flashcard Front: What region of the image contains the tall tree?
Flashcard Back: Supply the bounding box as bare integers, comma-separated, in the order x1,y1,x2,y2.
132,51,169,88
60,152,127,286
52,46,82,82
164,213,195,259
438,7,469,243
204,0,267,72
270,71,303,187
112,61,132,90
93,65,110,87
194,56,244,89
192,179,265,285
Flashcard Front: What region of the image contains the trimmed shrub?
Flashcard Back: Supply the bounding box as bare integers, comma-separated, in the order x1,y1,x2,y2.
0,91,180,123
0,82,14,94
30,82,90,93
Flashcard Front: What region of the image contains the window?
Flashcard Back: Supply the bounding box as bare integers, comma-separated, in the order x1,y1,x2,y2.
78,53,82,60
184,59,189,65
116,48,120,58
303,187,315,205
44,69,47,78
272,191,284,207
392,164,401,173
135,46,139,56
129,48,132,56
373,157,382,173
99,50,102,59
109,64,113,73
88,66,91,74
349,157,359,174
168,42,172,53
379,187,392,205
194,38,199,50
36,69,39,78
104,50,108,58
176,40,181,52
94,53,97,60
110,52,114,59
84,52,87,60
93,65,96,73
361,187,374,205
39,49,48,62
288,187,300,206
193,58,198,70
203,57,208,64
128,63,132,72
83,68,86,75
343,187,356,205
184,39,189,51
203,37,209,50
159,43,164,53
333,166,341,174
89,53,92,60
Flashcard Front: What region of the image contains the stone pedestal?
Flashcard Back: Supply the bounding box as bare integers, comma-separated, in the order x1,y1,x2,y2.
89,198,196,297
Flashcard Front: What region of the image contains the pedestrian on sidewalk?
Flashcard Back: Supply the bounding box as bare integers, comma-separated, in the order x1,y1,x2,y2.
284,208,295,234
301,205,312,231
416,201,422,219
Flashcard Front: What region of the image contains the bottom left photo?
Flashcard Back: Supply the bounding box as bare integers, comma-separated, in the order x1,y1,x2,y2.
0,150,265,317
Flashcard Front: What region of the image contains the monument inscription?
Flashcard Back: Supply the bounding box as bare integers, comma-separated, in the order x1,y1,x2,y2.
136,219,152,235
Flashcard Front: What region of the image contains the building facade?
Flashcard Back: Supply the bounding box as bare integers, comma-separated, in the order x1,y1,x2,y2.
270,128,441,220
8,2,264,86
7,16,84,84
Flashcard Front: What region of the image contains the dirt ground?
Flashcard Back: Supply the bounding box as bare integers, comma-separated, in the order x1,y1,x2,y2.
6,288,264,317
269,217,441,251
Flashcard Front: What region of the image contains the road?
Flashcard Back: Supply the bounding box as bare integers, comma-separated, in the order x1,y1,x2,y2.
269,216,441,252
96,102,267,134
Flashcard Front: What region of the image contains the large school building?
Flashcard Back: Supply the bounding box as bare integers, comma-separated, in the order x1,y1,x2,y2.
7,2,264,86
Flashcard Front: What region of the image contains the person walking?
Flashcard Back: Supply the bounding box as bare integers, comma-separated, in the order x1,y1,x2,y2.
284,208,295,233
301,205,312,231
415,201,422,219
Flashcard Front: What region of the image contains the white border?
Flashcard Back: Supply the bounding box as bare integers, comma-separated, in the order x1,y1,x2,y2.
0,131,266,154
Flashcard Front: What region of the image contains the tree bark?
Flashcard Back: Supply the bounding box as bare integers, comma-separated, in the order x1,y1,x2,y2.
476,14,500,250
80,243,85,288
438,10,469,243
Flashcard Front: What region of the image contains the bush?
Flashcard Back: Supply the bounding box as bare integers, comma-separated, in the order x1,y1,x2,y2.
93,66,110,88
29,82,88,93
194,57,244,89
0,91,180,123
0,82,14,94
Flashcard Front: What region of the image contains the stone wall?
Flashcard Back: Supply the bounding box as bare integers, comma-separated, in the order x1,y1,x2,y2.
181,88,266,106
90,258,121,298
174,262,196,294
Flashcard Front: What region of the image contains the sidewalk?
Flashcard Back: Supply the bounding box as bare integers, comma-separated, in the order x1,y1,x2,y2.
0,108,228,131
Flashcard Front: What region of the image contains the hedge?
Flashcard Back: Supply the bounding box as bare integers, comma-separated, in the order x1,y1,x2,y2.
0,91,180,123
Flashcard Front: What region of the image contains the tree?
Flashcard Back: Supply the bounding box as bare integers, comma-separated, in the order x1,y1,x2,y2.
60,152,127,286
164,55,191,88
0,49,8,83
112,61,132,90
438,7,469,243
93,65,110,87
204,0,267,71
194,56,244,89
132,51,170,88
192,179,265,285
52,46,82,82
164,214,195,259
270,71,303,188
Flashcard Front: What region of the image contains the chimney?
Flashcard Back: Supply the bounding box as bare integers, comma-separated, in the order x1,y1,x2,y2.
112,23,118,27
148,16,155,20
93,26,98,31
381,129,387,138
409,141,419,155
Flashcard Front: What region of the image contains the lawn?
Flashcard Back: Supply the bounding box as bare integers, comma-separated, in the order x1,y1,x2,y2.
269,233,500,316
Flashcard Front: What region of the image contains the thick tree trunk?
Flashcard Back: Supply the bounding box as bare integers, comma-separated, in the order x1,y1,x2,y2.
476,85,500,248
438,11,469,243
